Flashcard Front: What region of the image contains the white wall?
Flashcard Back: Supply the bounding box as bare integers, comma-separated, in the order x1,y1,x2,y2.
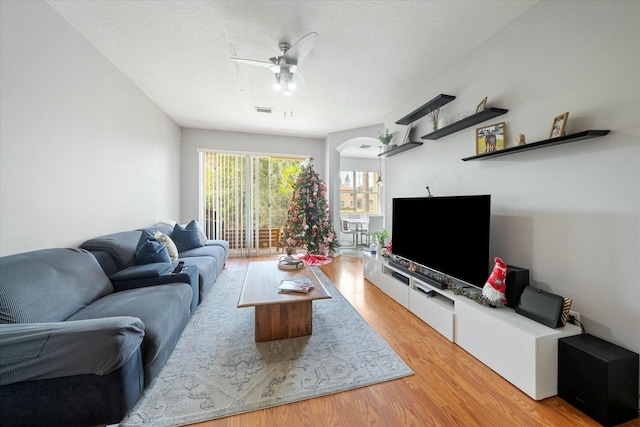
0,1,181,255
385,1,639,363
179,128,324,223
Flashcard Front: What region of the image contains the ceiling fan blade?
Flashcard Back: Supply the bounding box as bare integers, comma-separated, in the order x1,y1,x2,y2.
229,58,274,68
292,69,307,88
283,32,318,65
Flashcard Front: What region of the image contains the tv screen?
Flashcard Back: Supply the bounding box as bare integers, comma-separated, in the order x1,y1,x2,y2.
391,195,491,288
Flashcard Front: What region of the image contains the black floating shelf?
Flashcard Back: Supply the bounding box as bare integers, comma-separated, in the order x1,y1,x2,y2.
395,94,456,125
421,107,508,140
379,141,423,158
461,130,610,161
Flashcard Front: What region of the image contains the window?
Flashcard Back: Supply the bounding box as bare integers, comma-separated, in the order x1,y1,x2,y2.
339,170,381,215
200,151,304,256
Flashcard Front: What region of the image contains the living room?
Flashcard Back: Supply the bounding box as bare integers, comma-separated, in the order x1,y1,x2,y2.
1,1,639,426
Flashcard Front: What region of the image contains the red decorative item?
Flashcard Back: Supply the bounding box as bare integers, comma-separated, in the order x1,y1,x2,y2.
482,257,508,307
297,253,333,266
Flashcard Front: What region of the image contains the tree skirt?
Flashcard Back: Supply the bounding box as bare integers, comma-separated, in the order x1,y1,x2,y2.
296,253,333,265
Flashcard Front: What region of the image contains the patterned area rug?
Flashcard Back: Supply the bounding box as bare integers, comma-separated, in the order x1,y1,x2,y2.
120,266,413,426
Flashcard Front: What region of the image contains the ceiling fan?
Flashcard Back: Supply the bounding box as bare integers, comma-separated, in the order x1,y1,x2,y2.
230,32,318,95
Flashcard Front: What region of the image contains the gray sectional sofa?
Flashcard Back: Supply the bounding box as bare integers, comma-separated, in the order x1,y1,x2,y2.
0,221,229,426
81,222,229,308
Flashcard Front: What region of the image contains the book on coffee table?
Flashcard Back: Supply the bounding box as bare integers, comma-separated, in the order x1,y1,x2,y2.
278,278,314,294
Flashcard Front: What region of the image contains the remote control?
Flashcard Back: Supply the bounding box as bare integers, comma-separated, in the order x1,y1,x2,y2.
172,261,184,274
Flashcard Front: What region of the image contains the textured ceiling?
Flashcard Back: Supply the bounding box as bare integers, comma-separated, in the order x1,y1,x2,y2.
46,0,537,158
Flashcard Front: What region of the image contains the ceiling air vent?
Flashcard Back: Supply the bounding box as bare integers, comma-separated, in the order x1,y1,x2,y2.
255,107,273,114
359,144,372,149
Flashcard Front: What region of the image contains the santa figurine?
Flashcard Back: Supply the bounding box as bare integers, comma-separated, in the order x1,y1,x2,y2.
482,257,508,307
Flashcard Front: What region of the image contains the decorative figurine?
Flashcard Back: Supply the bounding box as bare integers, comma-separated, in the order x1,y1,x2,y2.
516,133,526,146
482,257,508,307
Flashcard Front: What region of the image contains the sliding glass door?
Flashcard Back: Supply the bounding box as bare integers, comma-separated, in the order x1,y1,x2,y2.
200,151,303,256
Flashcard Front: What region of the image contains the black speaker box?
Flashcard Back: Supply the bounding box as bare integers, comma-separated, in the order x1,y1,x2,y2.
505,265,529,308
558,334,639,427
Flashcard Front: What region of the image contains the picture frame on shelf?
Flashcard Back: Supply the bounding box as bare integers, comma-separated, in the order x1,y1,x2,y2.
550,112,569,138
476,96,488,113
476,122,505,154
401,123,413,145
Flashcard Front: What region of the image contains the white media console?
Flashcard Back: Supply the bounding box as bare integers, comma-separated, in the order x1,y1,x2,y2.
363,254,581,400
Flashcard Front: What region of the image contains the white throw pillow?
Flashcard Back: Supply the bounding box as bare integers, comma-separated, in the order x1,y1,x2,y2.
153,231,179,262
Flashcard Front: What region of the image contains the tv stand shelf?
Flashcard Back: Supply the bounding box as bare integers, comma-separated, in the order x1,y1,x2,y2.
363,255,581,400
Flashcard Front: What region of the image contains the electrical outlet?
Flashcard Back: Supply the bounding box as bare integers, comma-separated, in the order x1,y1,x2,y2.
569,310,580,322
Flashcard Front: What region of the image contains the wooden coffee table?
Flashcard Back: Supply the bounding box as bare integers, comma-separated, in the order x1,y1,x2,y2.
237,261,332,342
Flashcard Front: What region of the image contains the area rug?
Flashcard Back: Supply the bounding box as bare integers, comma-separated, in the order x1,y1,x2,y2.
120,266,413,426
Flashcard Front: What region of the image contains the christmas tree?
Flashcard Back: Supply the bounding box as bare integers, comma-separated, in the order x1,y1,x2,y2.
279,162,339,256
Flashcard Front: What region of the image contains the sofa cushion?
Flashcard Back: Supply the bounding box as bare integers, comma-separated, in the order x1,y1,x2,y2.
67,283,192,386
81,231,142,270
180,245,226,274
171,220,204,252
135,230,170,265
108,263,172,281
0,248,114,324
180,256,217,302
0,317,144,385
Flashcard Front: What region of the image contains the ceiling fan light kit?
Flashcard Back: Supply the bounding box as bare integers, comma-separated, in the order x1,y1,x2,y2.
273,67,296,94
230,32,318,96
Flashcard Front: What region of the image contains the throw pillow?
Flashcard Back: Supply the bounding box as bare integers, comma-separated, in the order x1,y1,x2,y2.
153,230,179,262
194,220,208,245
171,220,204,252
156,219,177,228
135,230,171,265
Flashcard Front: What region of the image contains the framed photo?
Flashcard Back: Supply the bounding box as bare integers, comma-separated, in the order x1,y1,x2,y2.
550,112,569,138
476,122,505,154
401,123,413,145
476,96,488,113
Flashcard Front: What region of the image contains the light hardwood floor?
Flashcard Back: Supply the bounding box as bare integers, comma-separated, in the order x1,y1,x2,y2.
190,254,640,427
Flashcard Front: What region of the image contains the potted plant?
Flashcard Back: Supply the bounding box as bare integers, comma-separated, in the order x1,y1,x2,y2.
372,229,388,254
378,129,397,151
427,107,441,131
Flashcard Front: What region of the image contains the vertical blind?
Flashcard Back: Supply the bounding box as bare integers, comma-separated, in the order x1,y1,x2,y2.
200,151,305,256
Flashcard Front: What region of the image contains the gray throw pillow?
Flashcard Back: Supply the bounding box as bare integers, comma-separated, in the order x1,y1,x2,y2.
171,220,204,252
135,230,171,264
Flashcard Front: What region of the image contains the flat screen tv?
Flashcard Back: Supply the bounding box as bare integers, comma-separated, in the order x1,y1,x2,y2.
391,195,491,289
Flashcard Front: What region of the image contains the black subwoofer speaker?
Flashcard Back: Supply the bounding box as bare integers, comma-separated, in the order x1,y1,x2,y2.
505,265,529,308
558,334,639,427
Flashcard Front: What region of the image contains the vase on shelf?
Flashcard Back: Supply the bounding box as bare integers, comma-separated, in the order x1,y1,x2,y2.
382,143,390,152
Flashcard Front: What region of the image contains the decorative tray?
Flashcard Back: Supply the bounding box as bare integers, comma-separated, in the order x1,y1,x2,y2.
277,258,305,270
